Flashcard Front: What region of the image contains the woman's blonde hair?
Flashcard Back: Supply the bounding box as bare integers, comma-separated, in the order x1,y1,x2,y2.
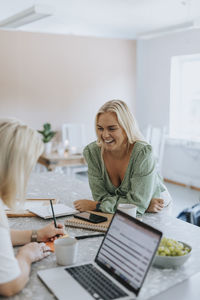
0,119,44,209
95,100,144,147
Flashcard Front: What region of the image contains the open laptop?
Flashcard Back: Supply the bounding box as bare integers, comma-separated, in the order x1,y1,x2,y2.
38,210,162,300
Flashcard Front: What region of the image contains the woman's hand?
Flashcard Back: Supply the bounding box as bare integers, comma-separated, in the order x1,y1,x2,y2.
37,222,65,242
17,242,50,264
74,200,98,212
146,198,164,213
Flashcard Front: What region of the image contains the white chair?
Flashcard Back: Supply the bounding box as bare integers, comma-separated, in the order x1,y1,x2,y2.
62,123,86,154
62,123,88,176
146,125,166,173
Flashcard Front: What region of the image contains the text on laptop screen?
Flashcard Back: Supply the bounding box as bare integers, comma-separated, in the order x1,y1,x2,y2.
96,212,161,291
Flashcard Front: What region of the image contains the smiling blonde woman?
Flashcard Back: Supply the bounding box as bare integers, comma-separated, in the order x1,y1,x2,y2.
74,100,171,214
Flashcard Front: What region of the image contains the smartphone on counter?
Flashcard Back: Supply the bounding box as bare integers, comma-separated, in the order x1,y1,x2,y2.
74,212,107,223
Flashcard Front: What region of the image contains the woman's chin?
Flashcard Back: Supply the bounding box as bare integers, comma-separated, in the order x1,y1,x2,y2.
104,143,117,151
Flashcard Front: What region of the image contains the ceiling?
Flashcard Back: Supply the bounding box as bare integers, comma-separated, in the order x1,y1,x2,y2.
0,0,200,39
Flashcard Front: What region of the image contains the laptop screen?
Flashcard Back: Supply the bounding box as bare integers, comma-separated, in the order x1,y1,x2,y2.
95,210,162,296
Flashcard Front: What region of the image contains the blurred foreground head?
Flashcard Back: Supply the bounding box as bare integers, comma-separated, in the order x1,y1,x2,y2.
0,118,44,209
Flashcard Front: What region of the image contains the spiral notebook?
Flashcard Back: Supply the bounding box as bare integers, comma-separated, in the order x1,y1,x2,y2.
64,211,113,232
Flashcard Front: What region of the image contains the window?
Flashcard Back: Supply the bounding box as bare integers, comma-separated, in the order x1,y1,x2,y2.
170,54,200,142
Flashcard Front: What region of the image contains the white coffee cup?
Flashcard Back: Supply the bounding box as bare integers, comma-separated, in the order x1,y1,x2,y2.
118,204,137,218
54,237,78,266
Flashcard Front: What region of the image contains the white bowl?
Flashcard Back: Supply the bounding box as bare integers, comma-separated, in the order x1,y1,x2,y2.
153,242,192,268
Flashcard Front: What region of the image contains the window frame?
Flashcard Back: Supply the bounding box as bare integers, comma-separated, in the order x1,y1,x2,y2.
169,53,200,144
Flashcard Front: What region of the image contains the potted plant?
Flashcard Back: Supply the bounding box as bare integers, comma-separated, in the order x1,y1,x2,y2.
38,123,56,155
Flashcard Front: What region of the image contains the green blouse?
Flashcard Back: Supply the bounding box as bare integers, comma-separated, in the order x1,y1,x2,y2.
83,141,167,215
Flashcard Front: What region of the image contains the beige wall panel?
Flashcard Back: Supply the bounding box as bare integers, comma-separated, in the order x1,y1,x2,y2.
0,30,136,143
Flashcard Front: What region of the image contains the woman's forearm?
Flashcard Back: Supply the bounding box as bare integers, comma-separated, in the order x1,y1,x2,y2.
73,199,98,212
0,240,51,297
0,251,31,297
10,229,32,246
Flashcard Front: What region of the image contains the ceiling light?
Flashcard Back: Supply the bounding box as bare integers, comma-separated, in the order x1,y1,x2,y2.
0,5,53,29
137,21,194,39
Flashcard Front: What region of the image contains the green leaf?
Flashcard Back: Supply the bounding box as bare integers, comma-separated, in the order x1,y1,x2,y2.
38,123,56,143
44,123,51,131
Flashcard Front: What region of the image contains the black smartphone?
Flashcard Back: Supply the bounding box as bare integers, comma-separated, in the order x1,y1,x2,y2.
74,212,107,223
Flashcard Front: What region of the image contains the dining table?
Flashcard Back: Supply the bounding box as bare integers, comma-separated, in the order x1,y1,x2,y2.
38,152,86,171
4,172,200,300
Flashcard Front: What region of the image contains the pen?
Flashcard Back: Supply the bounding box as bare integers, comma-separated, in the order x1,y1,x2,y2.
50,199,58,228
75,233,105,240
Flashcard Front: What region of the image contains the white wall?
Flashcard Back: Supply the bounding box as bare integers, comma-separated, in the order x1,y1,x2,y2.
136,29,200,188
0,30,136,144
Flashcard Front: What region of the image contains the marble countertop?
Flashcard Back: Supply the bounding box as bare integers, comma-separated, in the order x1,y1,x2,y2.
5,172,200,300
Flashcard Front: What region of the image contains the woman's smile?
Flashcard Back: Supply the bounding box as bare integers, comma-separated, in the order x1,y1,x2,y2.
104,138,115,144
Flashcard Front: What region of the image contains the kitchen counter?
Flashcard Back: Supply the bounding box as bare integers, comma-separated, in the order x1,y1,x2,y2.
5,172,200,300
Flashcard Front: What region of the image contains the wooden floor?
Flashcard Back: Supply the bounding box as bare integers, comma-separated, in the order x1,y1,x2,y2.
165,182,200,217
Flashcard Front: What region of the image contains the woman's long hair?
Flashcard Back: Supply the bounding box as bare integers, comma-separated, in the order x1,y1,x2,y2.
0,119,44,210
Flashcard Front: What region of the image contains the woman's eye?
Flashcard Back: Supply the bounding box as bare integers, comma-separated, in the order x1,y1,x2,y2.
109,128,116,131
97,128,103,131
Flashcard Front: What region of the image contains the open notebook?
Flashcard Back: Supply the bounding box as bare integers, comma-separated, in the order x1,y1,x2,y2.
64,211,113,232
29,204,78,219
5,198,57,217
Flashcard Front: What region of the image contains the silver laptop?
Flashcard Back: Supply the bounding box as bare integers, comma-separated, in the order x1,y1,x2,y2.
38,210,162,300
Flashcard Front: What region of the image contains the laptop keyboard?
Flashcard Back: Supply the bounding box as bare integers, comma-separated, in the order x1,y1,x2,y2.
65,264,128,300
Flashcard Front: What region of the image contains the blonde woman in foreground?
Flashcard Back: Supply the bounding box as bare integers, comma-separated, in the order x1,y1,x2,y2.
74,100,171,214
0,119,64,297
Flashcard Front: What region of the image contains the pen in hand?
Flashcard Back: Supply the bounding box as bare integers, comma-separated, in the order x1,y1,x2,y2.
50,199,58,228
